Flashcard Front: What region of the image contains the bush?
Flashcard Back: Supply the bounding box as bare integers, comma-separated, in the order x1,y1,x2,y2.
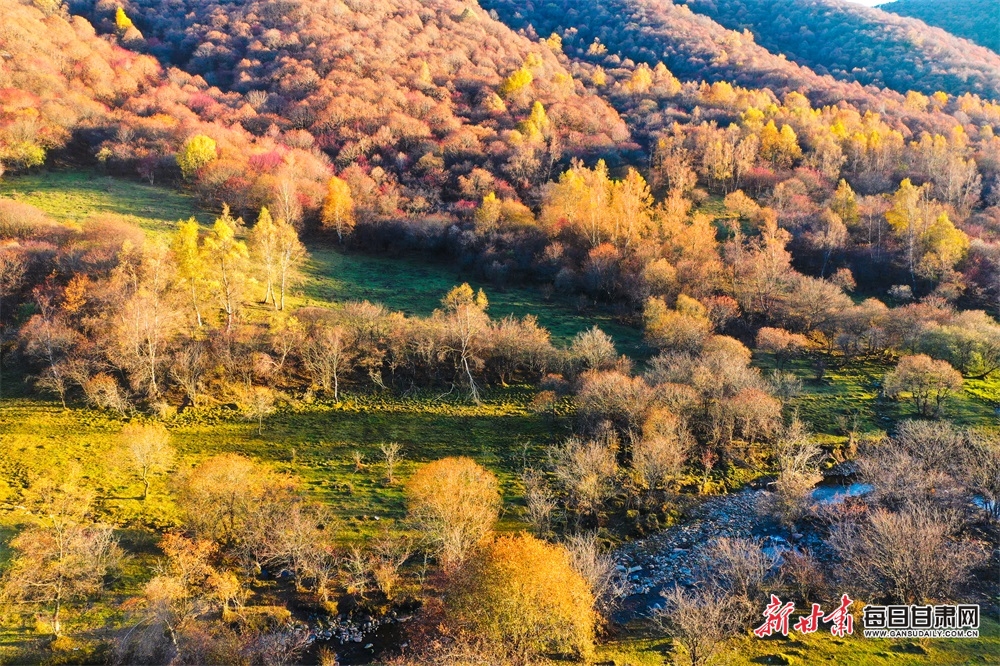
655,585,739,666
445,534,596,663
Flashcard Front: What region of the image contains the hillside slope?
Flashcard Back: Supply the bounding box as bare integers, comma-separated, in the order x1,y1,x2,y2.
683,0,1000,98
0,0,332,216
880,0,1000,54
0,0,160,171
71,0,630,209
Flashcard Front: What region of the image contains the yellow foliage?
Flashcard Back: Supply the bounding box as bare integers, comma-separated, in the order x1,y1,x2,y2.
321,176,355,242
115,7,133,33
499,67,534,98
474,192,502,234
406,457,499,567
446,534,596,662
626,64,654,94
176,135,217,180
759,121,801,167
920,212,970,277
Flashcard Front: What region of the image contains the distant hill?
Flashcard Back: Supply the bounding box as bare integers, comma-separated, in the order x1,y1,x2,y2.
682,0,1000,99
879,0,1000,54
480,0,883,108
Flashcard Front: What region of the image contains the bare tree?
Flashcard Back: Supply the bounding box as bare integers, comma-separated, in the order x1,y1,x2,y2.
767,419,824,526
380,442,402,485
965,432,1000,520
570,326,617,371
550,435,618,515
655,585,739,666
119,422,175,499
830,505,985,604
1,517,123,635
883,354,963,417
522,468,557,536
635,408,692,489
366,529,412,600
564,532,627,615
703,537,779,625
302,323,355,401
241,386,277,435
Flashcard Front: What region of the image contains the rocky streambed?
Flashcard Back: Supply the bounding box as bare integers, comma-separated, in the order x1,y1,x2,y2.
611,483,859,623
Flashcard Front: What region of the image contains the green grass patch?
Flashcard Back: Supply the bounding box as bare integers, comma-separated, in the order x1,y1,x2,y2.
0,170,212,236
302,244,647,355
756,353,1000,439
0,388,571,538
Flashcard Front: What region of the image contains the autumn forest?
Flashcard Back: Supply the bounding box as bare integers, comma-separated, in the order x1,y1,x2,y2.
1,0,999,664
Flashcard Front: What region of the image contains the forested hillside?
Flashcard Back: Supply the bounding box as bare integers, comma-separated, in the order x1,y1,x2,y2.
0,0,331,215
682,0,1000,98
881,0,1000,54
69,0,629,212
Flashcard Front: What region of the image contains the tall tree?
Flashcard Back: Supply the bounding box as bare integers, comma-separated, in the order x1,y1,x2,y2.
202,206,249,332
321,176,356,244
249,207,279,308
886,178,934,284
111,241,180,398
171,219,206,328
275,216,306,311
440,284,490,404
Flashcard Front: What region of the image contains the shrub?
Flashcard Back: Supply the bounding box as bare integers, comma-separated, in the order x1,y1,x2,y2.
445,534,595,663
655,585,739,666
830,505,985,604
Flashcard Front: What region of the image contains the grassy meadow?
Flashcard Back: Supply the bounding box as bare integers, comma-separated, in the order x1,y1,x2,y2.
0,170,213,236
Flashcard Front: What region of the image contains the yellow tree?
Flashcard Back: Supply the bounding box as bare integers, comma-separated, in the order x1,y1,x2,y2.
474,192,503,234
114,7,133,33
405,457,500,568
201,206,249,332
440,284,490,403
171,218,206,328
886,179,934,283
541,160,613,248
919,212,969,279
499,66,533,98
176,135,217,180
610,167,653,248
625,63,654,95
760,121,801,168
829,179,860,228
249,207,279,307
518,101,550,142
445,534,596,663
321,176,355,244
